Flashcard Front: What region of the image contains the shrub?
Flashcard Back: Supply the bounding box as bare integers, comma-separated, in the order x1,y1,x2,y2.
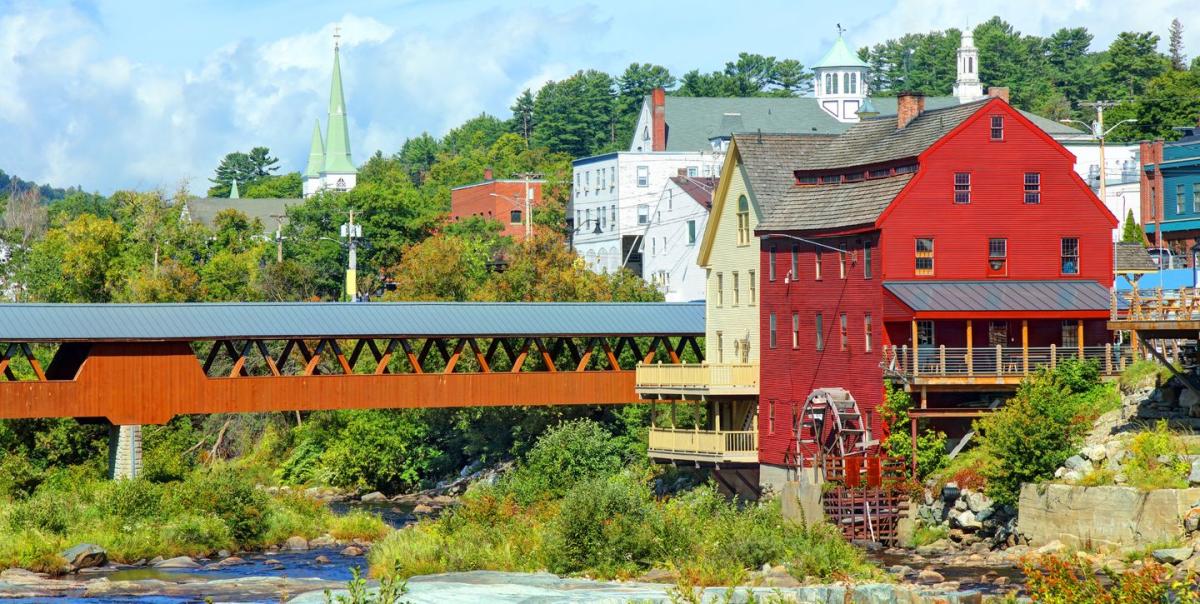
976,366,1095,505
1119,359,1171,394
163,513,235,554
502,419,625,503
545,473,662,576
141,419,198,483
173,467,271,545
879,382,947,480
305,410,441,493
907,524,949,548
330,510,391,542
1024,554,1200,604
0,453,43,499
1123,421,1190,490
264,492,334,544
101,479,166,522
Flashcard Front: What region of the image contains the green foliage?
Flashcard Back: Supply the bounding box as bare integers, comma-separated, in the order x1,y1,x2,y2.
546,473,661,575
976,360,1110,505
1119,359,1171,393
208,147,281,197
502,419,625,504
141,418,199,483
879,382,947,480
906,524,949,548
1123,421,1190,490
242,172,302,199
1122,210,1145,243
325,563,410,604
677,53,809,98
531,70,618,157
1024,554,1200,604
172,466,271,544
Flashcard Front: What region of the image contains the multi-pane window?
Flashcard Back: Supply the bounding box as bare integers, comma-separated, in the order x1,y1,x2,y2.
915,238,934,275
715,273,724,307
864,244,873,279
610,205,616,225
769,313,777,349
864,314,873,352
636,165,649,187
990,115,1004,140
988,238,1007,275
869,168,890,179
687,220,696,245
732,272,740,306
989,321,1008,346
791,312,800,349
637,205,649,225
716,331,724,363
815,250,822,280
687,166,698,177
821,175,840,184
954,172,971,204
748,270,756,305
1061,237,1079,274
790,244,799,280
839,313,848,351
768,245,776,281
768,400,775,435
736,195,751,245
815,313,824,351
917,320,935,346
1061,320,1079,349
1194,184,1200,214
1025,173,1041,204
1178,184,1186,214
839,252,846,279
510,210,522,224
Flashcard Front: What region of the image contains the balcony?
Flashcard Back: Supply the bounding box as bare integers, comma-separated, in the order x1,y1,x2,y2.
647,427,758,464
635,362,758,397
882,344,1132,387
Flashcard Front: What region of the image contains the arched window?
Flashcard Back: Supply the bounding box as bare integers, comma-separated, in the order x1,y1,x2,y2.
832,73,839,94
969,57,974,73
335,177,347,191
736,195,751,245
842,72,849,94
849,72,857,94
824,73,832,94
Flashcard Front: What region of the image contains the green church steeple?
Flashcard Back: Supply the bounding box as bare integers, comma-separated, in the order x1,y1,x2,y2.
230,179,240,199
322,42,356,174
305,120,325,178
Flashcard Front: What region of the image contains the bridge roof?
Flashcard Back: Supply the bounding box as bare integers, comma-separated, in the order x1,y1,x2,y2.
0,302,705,342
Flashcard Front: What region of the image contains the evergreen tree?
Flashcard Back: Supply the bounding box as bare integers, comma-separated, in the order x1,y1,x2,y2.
1122,209,1145,244
530,70,616,157
208,147,280,197
1170,18,1187,71
508,89,536,144
1098,32,1169,99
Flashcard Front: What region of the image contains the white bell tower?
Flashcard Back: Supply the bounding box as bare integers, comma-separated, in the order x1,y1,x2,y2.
954,29,985,103
813,27,870,123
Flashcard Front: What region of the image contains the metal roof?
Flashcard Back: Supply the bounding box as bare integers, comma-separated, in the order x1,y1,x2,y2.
0,302,705,342
883,281,1111,313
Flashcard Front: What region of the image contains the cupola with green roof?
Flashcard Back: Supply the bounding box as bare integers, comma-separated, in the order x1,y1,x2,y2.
813,30,870,124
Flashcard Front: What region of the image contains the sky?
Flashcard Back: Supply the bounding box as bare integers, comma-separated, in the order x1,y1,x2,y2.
2,0,1199,195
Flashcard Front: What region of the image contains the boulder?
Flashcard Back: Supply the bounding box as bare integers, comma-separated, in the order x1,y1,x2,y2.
1190,460,1200,486
412,504,435,515
59,544,106,571
964,490,993,513
954,510,983,531
1063,470,1082,483
917,569,945,583
888,564,914,577
314,555,331,565
283,536,309,551
1182,389,1200,412
340,546,364,557
1036,540,1067,555
1064,455,1093,473
1054,467,1068,479
216,550,231,559
308,535,336,548
360,491,387,503
217,556,246,566
1153,546,1194,564
1083,444,1108,462
154,556,200,569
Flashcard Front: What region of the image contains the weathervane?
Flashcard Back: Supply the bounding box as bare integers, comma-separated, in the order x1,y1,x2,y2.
837,23,846,36
334,25,341,49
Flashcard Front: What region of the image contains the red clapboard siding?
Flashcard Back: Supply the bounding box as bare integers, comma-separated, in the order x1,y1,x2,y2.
757,232,885,466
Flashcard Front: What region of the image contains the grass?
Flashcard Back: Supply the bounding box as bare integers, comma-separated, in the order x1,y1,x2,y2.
0,464,390,574
1118,359,1172,394
926,447,991,492
906,524,949,548
1122,539,1186,564
368,473,882,586
1069,422,1191,490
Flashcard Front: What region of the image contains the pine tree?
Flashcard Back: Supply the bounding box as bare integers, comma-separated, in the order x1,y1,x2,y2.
508,89,535,144
1121,209,1145,243
1169,18,1187,70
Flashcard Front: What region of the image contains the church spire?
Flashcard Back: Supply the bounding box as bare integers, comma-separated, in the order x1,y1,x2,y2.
954,28,985,103
230,179,240,199
304,120,325,178
323,35,356,175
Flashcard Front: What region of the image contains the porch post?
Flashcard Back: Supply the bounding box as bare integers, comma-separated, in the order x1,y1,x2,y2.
966,320,973,377
1022,320,1029,376
920,385,927,409
1077,320,1084,359
911,320,920,377
714,400,721,432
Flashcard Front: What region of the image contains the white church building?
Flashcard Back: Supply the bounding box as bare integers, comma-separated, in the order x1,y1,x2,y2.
303,39,358,197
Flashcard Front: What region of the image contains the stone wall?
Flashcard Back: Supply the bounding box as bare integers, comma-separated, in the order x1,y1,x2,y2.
1018,483,1200,549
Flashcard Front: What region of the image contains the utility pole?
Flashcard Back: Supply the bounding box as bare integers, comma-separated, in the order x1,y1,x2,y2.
1064,102,1135,238
340,210,361,301
270,214,286,263
515,172,540,240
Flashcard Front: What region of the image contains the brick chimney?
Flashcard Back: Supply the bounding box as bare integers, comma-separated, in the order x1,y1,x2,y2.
987,87,1010,103
677,168,687,177
896,92,925,130
483,167,493,181
651,87,667,151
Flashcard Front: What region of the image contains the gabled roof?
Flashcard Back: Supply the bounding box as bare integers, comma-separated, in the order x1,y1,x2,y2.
799,99,989,171
652,96,850,152
697,133,835,265
757,173,914,233
184,197,300,231
669,176,718,209
1114,242,1158,274
884,281,1111,314
813,35,869,69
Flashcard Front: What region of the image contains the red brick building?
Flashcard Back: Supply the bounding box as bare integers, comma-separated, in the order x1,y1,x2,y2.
449,169,545,240
754,94,1117,469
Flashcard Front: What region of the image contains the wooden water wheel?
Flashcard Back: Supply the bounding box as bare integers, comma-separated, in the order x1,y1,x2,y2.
794,387,877,462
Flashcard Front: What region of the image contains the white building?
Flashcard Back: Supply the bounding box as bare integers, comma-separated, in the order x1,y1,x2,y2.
303,38,358,197
642,174,716,302
571,151,724,287
953,30,986,103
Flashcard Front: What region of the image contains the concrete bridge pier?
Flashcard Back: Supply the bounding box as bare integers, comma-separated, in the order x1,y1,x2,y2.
108,424,143,479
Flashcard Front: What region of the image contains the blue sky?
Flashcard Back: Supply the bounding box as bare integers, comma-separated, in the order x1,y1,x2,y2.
2,0,1198,194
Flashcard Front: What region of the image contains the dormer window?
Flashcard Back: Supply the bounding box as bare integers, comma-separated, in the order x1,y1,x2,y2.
821,175,840,184
798,175,819,185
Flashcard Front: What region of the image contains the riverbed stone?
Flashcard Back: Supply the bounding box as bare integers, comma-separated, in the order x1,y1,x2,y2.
60,544,106,571
413,503,435,514
1189,460,1200,485
283,536,309,551
314,555,330,565
917,569,945,583
340,546,364,557
217,556,246,566
361,491,387,503
309,535,336,548
154,556,199,569
1153,546,1194,564
954,510,982,531
964,490,992,513
1065,455,1093,473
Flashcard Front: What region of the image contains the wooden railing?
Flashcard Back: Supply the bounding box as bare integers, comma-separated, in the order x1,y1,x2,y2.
882,344,1132,379
647,427,758,460
635,362,758,390
1115,287,1200,322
